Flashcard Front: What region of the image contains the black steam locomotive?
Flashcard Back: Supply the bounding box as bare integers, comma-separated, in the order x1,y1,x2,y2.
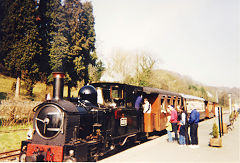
19,72,216,162
19,72,148,162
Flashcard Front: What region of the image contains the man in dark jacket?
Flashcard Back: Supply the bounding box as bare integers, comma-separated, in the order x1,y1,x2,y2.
188,109,200,148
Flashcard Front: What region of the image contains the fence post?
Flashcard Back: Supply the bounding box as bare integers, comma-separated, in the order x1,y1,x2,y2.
218,107,222,137
220,107,223,136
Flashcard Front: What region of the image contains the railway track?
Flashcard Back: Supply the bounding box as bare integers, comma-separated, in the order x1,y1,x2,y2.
0,149,20,161
0,128,29,134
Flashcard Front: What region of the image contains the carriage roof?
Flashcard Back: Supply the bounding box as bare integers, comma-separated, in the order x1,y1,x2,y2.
180,93,205,101
142,87,181,97
92,82,181,97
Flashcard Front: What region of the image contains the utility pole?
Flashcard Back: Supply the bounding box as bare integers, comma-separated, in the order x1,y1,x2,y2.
228,93,232,114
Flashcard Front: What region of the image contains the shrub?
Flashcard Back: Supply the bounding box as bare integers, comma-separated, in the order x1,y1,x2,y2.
0,100,39,126
212,122,219,138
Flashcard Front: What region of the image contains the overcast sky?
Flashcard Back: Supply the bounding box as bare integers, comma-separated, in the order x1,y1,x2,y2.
91,0,239,88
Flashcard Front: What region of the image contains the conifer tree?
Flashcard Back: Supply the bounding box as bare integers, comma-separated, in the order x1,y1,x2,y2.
36,0,53,82
0,0,18,67
48,0,69,73
65,0,97,86
80,1,97,84
2,0,41,96
0,0,14,64
64,0,84,87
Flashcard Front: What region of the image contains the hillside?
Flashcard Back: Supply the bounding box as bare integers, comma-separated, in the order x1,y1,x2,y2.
150,69,240,107
0,71,239,108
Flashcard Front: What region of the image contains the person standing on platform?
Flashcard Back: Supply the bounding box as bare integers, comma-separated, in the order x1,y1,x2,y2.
182,107,190,145
135,95,143,111
178,119,186,145
166,116,173,142
188,108,200,148
135,95,143,130
168,105,178,142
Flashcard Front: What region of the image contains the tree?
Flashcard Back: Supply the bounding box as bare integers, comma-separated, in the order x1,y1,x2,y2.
0,0,15,75
80,1,96,84
63,0,97,96
102,50,156,86
1,0,41,97
35,0,52,82
200,87,208,100
102,49,138,82
88,59,105,83
1,0,99,98
134,55,156,87
0,0,18,67
48,0,69,73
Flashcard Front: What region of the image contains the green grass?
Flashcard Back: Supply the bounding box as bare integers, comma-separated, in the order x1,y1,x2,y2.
0,124,32,152
0,74,15,100
0,124,31,132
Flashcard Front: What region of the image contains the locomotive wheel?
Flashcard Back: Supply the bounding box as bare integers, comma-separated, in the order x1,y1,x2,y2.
19,145,27,162
65,157,77,162
88,146,99,162
64,156,77,162
19,152,27,162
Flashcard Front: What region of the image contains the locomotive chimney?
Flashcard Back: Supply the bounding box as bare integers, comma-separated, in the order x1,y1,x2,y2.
53,72,65,100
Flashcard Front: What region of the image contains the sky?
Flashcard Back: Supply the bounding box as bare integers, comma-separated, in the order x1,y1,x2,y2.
91,0,239,88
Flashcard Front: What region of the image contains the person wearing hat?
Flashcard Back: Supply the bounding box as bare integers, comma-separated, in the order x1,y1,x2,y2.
168,105,178,142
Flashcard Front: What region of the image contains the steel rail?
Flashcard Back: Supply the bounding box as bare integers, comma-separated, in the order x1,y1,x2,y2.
0,149,20,160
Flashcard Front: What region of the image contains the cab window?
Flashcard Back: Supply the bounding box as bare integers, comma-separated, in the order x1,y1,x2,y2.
111,87,123,99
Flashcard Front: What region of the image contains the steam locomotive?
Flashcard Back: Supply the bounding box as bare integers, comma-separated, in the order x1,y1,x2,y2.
19,72,217,162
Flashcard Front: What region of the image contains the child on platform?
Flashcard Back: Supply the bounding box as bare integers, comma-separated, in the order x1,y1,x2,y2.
166,116,173,142
178,120,186,145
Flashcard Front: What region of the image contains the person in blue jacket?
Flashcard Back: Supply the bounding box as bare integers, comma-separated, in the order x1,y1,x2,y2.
188,109,200,148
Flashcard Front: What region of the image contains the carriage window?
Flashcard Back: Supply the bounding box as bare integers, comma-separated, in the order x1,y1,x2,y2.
161,98,166,112
178,99,181,107
111,87,123,99
167,99,171,106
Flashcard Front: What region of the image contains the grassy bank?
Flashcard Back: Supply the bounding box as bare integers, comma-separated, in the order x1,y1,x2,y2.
0,74,80,101
0,124,31,152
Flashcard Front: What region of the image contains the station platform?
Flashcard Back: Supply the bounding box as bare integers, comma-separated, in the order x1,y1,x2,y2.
100,114,239,162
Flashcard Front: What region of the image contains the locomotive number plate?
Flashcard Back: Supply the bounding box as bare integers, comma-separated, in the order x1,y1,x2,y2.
120,117,127,126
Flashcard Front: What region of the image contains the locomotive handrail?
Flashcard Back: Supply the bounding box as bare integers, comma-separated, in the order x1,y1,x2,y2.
119,134,136,146
47,128,61,131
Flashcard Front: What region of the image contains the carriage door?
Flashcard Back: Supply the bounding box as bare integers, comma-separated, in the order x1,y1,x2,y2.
151,94,161,131
159,96,168,131
144,94,158,133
